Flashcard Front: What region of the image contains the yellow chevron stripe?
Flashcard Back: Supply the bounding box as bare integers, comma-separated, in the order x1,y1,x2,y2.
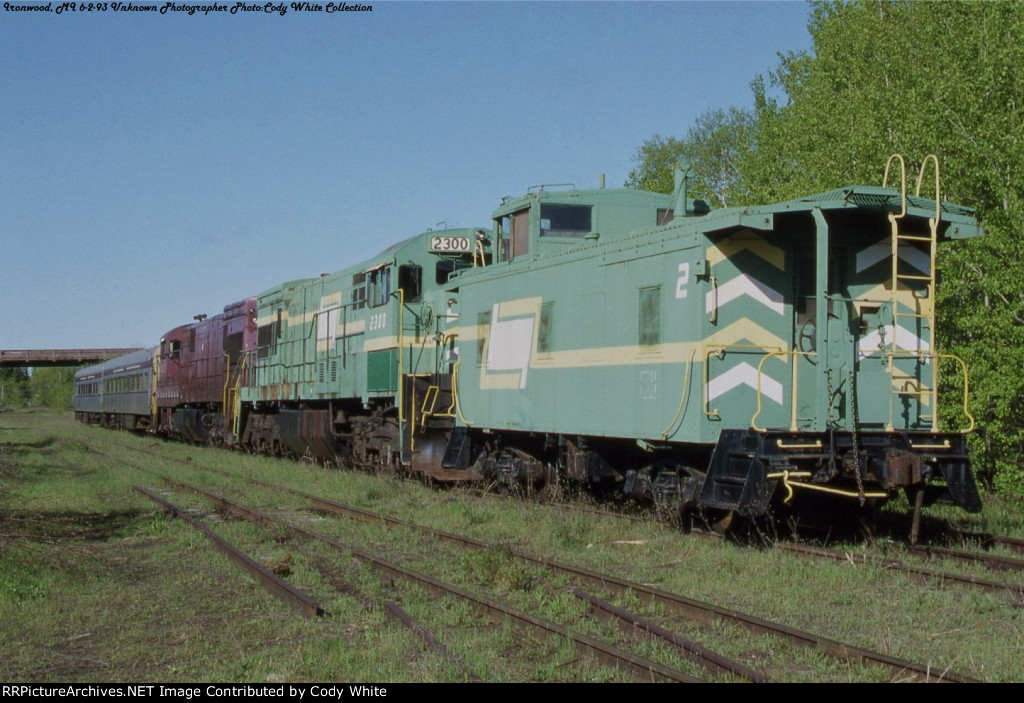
706,231,786,270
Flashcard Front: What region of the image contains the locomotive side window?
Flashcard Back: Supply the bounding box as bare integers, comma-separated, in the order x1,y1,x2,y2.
368,267,391,308
256,326,272,359
256,309,282,359
540,204,592,238
352,272,367,310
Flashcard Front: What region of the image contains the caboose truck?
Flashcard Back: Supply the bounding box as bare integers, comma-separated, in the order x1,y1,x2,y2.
441,156,982,538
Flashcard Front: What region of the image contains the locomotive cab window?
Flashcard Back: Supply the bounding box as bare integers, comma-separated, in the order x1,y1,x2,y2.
540,204,592,238
398,264,422,303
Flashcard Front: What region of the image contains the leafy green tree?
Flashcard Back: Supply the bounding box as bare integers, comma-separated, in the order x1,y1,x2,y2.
625,134,685,195
743,1,1024,491
629,1,1024,492
29,367,77,411
626,108,755,207
0,368,31,408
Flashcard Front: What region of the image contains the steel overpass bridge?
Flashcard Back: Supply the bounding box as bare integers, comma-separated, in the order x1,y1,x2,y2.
0,349,142,368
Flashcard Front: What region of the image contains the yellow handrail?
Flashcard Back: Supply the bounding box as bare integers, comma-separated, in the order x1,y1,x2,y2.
862,349,975,433
750,349,814,431
451,359,473,426
915,154,941,223
704,343,784,420
766,470,889,504
883,154,907,219
660,347,697,438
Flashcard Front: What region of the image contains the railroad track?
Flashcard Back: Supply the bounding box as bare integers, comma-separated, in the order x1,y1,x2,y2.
135,479,706,682
438,473,1024,599
139,463,975,683
84,431,1018,680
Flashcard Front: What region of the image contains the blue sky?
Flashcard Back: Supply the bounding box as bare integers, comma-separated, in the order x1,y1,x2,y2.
1,1,813,349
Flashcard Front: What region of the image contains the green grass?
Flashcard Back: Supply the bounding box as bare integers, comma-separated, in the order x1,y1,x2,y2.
3,409,1024,681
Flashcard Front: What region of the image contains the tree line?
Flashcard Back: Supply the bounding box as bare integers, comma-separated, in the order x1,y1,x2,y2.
627,1,1024,495
0,368,77,412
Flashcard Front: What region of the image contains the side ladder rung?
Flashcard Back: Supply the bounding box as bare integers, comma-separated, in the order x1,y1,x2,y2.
896,234,935,242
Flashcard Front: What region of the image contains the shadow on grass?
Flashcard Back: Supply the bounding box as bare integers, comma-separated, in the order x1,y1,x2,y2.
0,435,59,452
0,509,147,542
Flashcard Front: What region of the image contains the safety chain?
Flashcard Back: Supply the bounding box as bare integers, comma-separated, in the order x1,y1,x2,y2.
825,370,839,478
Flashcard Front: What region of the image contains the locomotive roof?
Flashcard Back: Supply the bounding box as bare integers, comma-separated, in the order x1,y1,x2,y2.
251,227,492,300
158,297,259,340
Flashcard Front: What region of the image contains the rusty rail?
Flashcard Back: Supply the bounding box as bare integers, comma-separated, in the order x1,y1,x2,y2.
151,477,699,683
953,531,1024,556
248,479,976,683
384,600,485,683
908,544,1024,574
133,486,324,618
572,589,768,683
776,541,1023,597
106,440,977,682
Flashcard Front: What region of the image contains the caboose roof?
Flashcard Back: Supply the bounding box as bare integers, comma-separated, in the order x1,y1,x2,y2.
690,185,982,241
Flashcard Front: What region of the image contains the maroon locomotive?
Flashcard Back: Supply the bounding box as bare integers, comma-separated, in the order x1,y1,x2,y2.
156,297,258,444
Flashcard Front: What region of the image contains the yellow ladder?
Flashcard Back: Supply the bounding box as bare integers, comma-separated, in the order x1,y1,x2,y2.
882,155,940,431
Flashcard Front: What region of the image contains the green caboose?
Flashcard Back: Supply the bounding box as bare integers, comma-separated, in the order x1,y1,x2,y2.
444,160,982,528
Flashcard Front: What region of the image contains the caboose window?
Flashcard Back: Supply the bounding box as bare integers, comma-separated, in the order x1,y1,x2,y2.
510,209,530,258
540,204,592,238
638,286,662,347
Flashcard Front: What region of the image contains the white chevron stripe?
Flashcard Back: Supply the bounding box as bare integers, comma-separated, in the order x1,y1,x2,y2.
707,361,783,404
706,274,784,315
856,240,931,274
857,324,931,360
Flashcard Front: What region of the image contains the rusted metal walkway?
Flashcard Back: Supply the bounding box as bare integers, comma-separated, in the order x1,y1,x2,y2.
0,349,141,367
